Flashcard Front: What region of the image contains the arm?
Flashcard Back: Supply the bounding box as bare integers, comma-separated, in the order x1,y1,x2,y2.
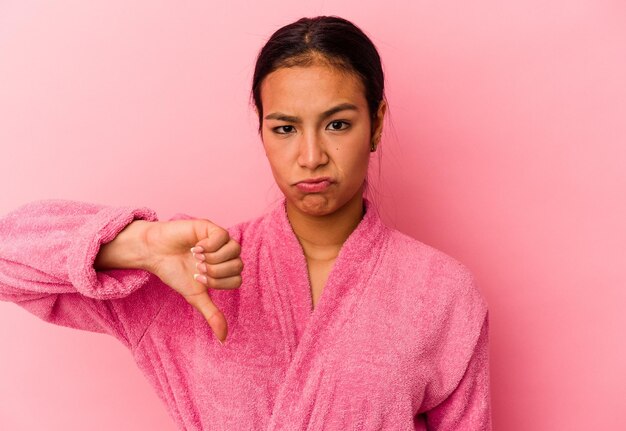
425,312,492,430
94,218,152,271
0,198,170,351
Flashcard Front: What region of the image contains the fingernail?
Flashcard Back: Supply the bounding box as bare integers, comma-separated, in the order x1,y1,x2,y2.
193,253,206,261
191,246,204,253
193,273,208,284
196,262,207,273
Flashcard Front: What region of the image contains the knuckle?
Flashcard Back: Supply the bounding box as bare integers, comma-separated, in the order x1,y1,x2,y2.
215,227,229,242
205,265,218,278
204,252,218,265
205,276,217,288
232,241,241,255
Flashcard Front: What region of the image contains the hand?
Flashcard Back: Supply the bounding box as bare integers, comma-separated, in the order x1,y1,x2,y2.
143,219,242,343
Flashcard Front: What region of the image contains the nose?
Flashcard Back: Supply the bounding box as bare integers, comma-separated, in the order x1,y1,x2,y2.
297,130,329,170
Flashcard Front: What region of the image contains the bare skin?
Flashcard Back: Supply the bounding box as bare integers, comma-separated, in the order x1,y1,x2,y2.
93,61,386,342
94,217,243,343
259,62,386,308
308,258,334,309
289,185,365,309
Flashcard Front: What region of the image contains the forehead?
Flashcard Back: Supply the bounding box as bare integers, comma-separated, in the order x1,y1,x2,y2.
260,64,367,113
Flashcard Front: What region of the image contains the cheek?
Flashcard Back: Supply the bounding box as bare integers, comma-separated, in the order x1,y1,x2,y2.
333,151,370,187
263,144,291,181
342,139,371,172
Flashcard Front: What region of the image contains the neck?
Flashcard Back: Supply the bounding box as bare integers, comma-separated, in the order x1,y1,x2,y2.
286,192,365,261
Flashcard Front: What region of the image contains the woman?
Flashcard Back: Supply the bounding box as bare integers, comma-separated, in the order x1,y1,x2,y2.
0,16,491,430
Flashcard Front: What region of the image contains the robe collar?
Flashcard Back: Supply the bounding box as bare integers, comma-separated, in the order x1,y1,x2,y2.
264,194,388,358
260,195,389,429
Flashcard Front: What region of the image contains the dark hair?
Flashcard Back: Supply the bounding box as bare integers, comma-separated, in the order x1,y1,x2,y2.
251,16,386,134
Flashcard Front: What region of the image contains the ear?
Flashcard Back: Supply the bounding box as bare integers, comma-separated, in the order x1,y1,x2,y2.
371,100,387,142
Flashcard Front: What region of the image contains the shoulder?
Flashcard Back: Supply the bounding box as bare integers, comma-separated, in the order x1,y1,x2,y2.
379,228,489,383
381,226,488,316
225,212,269,245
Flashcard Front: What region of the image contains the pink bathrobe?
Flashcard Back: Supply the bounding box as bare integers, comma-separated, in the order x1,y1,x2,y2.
0,196,491,430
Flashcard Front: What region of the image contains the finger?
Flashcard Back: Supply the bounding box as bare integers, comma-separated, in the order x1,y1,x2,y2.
199,258,243,279
203,239,241,265
194,273,242,290
197,227,230,253
184,290,228,342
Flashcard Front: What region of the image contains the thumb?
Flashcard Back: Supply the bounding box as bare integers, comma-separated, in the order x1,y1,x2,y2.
186,290,228,343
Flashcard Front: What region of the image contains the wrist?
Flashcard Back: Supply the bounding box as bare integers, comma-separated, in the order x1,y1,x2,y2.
95,219,154,272
127,220,154,272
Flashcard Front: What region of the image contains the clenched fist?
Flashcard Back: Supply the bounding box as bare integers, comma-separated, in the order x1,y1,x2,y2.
142,218,243,343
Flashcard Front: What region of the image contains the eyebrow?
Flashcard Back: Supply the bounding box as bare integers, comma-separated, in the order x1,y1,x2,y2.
264,103,359,123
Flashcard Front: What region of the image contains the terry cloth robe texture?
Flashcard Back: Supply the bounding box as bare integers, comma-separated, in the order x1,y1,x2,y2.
0,196,491,430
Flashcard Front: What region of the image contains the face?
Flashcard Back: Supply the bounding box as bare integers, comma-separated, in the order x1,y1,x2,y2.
259,63,385,218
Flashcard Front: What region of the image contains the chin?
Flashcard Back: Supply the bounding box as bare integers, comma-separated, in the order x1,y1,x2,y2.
291,193,338,217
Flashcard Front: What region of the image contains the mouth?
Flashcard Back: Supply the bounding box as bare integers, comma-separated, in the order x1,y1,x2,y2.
294,177,334,193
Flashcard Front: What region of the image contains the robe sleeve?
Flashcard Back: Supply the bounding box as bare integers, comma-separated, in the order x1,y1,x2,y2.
0,198,171,352
424,311,492,430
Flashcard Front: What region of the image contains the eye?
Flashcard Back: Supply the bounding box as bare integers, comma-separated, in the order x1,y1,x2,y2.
326,120,350,131
272,125,296,135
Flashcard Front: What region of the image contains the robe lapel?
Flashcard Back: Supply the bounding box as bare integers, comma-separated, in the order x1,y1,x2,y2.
263,196,388,429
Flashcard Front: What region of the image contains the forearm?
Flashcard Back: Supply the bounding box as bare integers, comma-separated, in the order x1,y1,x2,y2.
0,199,163,348
94,220,153,271
0,198,159,300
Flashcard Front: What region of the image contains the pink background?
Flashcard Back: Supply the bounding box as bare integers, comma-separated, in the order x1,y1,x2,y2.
1,1,624,430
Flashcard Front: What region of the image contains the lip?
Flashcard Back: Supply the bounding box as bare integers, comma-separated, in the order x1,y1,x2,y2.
295,177,334,193
297,176,332,184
